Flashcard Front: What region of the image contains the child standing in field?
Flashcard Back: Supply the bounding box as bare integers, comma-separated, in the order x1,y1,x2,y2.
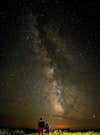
45,123,50,135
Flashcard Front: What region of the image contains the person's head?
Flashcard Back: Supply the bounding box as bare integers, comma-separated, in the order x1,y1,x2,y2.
40,117,42,120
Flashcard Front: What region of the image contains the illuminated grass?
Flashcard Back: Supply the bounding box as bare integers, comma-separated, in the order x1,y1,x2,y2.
29,131,100,135
0,129,100,135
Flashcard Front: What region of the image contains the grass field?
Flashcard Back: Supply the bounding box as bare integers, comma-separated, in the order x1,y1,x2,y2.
28,131,100,135
52,130,100,135
0,129,100,135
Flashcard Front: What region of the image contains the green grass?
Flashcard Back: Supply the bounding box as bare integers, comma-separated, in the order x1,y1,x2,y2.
29,131,100,135
0,129,100,135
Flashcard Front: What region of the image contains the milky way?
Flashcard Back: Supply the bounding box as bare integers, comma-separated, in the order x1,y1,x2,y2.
0,1,100,129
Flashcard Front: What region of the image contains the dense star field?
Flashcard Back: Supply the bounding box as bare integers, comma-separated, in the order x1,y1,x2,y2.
0,0,100,129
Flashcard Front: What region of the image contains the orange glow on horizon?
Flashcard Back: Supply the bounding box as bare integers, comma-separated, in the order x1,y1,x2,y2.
52,123,72,129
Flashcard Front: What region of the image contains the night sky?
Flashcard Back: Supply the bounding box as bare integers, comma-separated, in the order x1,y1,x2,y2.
0,0,100,129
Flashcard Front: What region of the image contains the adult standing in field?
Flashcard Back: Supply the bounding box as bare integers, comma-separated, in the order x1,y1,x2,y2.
38,117,45,135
